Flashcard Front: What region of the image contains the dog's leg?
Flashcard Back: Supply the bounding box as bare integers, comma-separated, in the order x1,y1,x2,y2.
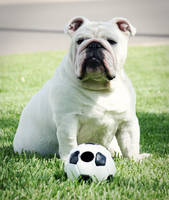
116,117,150,161
56,115,78,162
108,136,122,157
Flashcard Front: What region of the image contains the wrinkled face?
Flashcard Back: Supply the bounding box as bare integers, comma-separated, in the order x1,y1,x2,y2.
66,17,136,89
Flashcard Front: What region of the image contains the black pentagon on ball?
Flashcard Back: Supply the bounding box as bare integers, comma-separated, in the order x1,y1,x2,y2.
78,175,93,183
80,151,94,162
107,175,114,182
95,152,106,166
69,151,80,164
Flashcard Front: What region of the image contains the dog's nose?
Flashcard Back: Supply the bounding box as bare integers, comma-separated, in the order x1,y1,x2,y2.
87,41,103,49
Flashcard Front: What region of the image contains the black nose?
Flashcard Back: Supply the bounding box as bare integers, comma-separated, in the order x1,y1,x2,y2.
87,41,103,49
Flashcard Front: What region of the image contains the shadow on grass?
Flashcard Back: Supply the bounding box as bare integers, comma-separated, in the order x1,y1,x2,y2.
0,146,67,187
137,112,169,155
0,112,168,162
0,145,60,162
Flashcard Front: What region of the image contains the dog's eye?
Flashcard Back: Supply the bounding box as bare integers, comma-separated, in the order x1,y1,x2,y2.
107,39,117,45
77,38,85,45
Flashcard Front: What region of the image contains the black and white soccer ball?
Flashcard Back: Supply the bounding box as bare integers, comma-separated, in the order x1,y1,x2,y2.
64,143,116,182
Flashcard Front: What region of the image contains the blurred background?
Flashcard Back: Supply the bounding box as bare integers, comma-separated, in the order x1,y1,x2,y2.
0,0,169,55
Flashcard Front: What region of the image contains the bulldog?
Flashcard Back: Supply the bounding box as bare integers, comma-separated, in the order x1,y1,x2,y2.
13,16,150,161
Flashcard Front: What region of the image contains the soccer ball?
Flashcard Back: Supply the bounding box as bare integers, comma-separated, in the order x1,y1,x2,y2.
64,143,116,182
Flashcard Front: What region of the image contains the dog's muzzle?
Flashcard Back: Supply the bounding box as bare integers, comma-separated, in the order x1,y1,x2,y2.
81,42,105,77
84,41,104,68
79,41,114,81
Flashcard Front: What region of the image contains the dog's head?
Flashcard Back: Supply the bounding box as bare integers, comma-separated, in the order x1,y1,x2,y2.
65,17,136,89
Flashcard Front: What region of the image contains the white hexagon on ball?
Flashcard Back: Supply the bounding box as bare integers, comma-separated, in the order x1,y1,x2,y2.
64,143,116,182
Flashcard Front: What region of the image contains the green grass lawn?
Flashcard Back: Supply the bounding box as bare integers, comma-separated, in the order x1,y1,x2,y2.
0,46,169,200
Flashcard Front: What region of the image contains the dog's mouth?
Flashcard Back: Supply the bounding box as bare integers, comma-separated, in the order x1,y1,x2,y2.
83,57,104,74
78,41,115,81
85,57,102,69
80,57,112,81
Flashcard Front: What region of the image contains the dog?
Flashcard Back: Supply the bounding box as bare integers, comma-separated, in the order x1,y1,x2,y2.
13,16,150,161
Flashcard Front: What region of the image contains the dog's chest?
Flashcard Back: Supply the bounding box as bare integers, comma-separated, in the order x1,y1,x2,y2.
77,110,117,145
77,90,130,145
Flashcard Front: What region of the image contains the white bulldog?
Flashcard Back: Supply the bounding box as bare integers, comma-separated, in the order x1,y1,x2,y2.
13,16,149,161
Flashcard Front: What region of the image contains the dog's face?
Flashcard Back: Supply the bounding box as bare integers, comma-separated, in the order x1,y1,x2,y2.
65,17,136,89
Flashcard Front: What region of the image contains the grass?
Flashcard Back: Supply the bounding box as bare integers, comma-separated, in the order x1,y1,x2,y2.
0,46,169,200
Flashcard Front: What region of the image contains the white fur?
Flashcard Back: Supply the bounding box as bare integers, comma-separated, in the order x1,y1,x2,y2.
13,17,149,161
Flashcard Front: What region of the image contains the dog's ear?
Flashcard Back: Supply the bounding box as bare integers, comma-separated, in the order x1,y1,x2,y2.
113,17,136,36
65,16,89,37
